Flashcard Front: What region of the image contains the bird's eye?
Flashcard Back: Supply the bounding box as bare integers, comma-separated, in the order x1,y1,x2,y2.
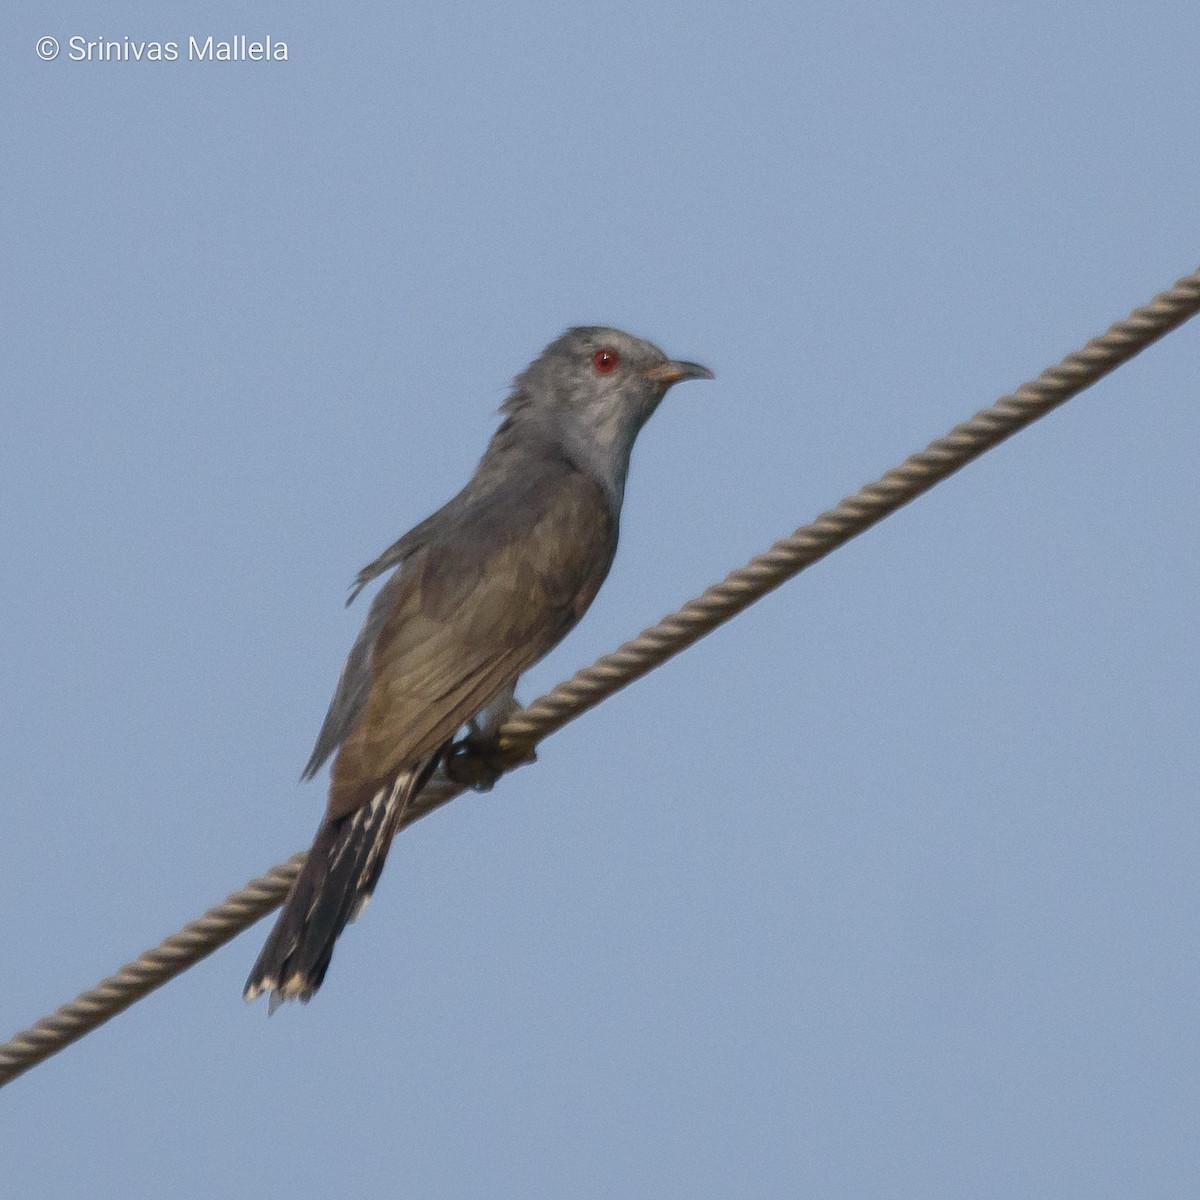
593,348,620,374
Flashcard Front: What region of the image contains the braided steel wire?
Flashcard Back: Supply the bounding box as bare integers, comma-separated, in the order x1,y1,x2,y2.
499,268,1200,749
2,266,1198,1088
0,857,303,1084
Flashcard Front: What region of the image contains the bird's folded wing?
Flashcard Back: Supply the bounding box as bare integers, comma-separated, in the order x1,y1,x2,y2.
325,465,615,818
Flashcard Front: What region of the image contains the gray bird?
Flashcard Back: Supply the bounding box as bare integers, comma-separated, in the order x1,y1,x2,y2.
244,327,713,1007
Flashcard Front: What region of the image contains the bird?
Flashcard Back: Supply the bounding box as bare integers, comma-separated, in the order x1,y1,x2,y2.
243,327,713,1008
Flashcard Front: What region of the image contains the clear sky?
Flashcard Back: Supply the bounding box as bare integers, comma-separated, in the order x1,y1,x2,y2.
4,3,1199,1197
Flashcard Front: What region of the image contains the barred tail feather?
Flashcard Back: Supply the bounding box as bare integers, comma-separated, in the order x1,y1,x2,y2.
244,764,428,1009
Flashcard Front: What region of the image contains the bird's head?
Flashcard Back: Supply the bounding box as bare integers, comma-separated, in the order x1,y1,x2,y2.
506,326,713,471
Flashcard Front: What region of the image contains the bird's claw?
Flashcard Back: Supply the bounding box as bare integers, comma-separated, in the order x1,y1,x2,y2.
445,736,537,792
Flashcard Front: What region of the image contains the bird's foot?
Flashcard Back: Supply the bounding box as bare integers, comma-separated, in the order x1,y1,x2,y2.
444,733,537,792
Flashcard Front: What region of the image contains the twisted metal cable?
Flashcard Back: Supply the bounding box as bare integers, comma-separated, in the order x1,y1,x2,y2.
3,266,1198,1089
499,268,1200,747
0,857,304,1085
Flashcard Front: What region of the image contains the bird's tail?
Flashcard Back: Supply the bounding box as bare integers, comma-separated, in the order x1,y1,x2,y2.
244,762,432,1009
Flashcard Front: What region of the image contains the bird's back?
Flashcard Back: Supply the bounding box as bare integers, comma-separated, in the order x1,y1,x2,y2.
317,450,617,819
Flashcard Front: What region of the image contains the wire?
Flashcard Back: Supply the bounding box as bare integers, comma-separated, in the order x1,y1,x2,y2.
2,266,1198,1089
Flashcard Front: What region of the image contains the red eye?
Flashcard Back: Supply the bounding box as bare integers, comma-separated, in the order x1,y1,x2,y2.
593,348,619,374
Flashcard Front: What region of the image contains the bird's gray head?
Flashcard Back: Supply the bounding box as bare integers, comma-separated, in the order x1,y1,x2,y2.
502,326,713,507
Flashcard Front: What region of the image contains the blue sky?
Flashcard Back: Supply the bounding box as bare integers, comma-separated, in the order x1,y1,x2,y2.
4,3,1199,1196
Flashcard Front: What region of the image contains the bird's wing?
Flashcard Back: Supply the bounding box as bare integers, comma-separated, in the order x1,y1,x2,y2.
302,569,407,781
304,508,451,780
345,506,449,605
325,463,616,818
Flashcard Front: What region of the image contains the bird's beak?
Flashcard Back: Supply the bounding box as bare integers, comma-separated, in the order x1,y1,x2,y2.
645,360,715,387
